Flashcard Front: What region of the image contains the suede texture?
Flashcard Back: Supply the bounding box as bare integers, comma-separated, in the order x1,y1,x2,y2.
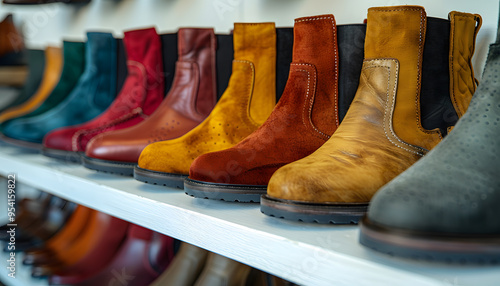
189,15,343,185
26,41,86,118
0,47,62,123
43,28,165,152
267,6,480,204
138,23,277,175
0,49,45,113
1,32,117,144
85,28,220,163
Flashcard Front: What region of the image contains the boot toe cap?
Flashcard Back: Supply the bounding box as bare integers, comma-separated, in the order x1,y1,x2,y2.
43,127,78,151
86,133,145,163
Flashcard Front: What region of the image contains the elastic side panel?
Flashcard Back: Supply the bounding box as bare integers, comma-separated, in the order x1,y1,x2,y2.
420,17,454,134
216,34,233,101
160,33,178,96
337,24,366,122
115,39,128,94
276,27,294,101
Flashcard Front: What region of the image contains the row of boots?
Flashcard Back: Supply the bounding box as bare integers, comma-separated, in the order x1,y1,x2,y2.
1,193,295,285
2,4,498,263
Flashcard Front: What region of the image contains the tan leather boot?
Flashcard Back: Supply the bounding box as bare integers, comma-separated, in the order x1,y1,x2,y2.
262,6,481,224
194,252,251,286
150,242,209,286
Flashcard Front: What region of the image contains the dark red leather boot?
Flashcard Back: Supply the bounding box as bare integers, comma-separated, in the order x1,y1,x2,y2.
82,28,223,176
42,27,165,162
31,213,129,278
70,225,175,286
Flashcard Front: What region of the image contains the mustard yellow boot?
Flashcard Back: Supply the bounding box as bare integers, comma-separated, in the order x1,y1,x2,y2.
261,7,481,224
134,23,277,189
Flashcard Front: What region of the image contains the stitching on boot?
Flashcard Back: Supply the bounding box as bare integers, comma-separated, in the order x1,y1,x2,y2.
372,7,441,140
233,60,259,129
71,107,144,152
292,63,329,139
449,13,477,118
371,60,427,156
363,60,426,156
294,15,339,128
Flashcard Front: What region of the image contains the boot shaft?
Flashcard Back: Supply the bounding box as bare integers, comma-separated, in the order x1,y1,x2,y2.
365,6,480,150
291,15,339,134
164,28,217,119
60,41,86,84
83,32,118,108
233,22,277,125
118,28,164,114
179,28,217,116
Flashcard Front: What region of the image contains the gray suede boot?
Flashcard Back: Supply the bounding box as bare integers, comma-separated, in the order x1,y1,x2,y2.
360,11,500,263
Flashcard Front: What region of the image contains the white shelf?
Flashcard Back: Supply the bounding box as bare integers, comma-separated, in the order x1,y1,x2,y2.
0,144,499,286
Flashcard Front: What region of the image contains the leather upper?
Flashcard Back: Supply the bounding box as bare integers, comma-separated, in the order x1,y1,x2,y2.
85,28,219,162
43,28,165,152
137,23,277,175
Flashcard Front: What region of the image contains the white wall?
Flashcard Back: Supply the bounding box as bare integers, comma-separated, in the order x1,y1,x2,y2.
0,0,497,77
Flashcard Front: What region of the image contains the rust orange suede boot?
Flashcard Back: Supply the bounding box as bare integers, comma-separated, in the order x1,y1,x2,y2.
134,23,279,189
261,7,481,224
184,15,366,202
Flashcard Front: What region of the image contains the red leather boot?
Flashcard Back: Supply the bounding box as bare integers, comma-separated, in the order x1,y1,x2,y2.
42,27,165,162
82,28,220,176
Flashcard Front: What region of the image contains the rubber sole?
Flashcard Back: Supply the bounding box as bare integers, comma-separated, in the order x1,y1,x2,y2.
133,166,187,189
81,155,135,177
0,134,42,150
359,216,500,264
41,148,82,163
0,66,27,87
260,195,368,224
184,178,265,203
